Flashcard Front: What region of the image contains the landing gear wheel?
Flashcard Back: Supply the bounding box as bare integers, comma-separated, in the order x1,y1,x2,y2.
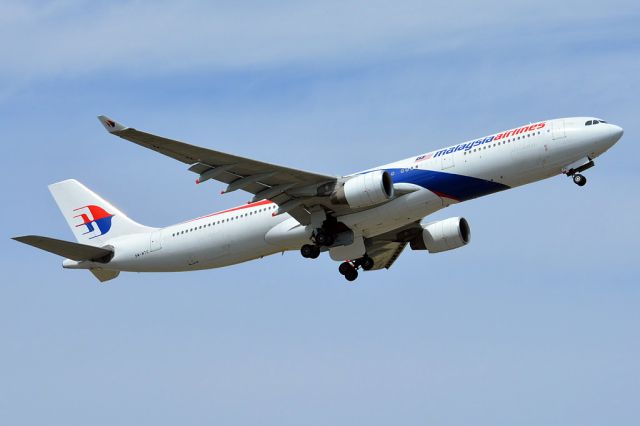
338,262,353,275
573,173,587,186
360,256,375,271
300,244,320,259
344,268,358,282
315,231,328,246
300,244,313,258
338,262,359,281
315,230,335,247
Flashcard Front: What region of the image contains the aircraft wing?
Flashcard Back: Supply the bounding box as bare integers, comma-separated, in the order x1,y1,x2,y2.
98,115,337,224
363,221,423,270
364,240,408,270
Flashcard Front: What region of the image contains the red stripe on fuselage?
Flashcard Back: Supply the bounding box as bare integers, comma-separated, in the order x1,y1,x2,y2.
430,190,461,202
184,199,274,223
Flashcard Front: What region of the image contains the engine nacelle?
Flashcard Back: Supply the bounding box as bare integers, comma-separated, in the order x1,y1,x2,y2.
410,217,470,253
331,170,394,209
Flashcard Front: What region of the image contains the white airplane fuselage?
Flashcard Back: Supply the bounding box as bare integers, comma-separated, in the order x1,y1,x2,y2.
62,117,623,274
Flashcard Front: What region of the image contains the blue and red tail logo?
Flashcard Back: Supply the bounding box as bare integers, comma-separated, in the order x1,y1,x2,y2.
73,205,114,239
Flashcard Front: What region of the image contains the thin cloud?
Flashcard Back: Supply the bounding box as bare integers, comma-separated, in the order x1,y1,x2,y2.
1,0,636,81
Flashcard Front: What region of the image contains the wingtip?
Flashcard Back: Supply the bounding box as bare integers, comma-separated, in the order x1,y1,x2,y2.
12,235,32,243
97,115,127,133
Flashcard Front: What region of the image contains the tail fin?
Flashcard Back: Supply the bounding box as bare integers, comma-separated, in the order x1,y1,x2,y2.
48,179,154,246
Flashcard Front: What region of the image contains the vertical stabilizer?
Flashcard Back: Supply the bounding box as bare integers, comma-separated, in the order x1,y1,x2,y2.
48,179,155,246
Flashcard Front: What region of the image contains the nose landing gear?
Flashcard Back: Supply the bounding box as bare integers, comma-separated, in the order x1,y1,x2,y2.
562,157,594,187
572,173,587,187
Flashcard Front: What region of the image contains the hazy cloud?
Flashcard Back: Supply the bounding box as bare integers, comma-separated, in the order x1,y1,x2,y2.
2,0,637,81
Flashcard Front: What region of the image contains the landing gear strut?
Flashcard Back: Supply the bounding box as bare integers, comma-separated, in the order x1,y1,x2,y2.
338,255,374,282
572,173,587,187
563,158,593,187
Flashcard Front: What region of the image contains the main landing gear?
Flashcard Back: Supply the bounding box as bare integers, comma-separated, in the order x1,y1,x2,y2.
338,255,374,282
300,244,320,259
300,242,375,282
313,229,335,246
300,227,338,259
299,222,374,282
300,228,336,259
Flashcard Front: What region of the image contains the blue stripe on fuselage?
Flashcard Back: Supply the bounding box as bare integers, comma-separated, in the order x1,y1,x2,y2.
386,168,509,201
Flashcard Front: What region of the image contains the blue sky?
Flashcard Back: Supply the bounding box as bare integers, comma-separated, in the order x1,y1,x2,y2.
1,1,639,425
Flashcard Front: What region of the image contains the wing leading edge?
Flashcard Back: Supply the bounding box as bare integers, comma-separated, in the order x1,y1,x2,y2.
98,115,336,224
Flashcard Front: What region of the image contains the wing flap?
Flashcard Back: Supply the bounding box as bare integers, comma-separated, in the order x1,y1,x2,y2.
362,221,424,270
365,240,408,270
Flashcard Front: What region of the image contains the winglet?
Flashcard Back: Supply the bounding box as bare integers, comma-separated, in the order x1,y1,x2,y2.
97,115,127,133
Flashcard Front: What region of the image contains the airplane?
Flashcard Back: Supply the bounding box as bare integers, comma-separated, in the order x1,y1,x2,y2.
13,116,623,283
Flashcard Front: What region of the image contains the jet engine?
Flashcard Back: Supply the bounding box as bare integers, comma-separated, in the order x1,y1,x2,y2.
410,217,470,253
330,170,394,209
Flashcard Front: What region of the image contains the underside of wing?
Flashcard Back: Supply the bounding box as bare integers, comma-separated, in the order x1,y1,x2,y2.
363,221,424,270
365,240,408,270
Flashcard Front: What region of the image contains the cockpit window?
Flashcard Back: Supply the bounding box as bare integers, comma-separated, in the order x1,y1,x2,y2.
586,119,608,126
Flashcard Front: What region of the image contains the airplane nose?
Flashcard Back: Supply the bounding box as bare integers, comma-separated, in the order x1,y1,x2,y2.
612,124,624,141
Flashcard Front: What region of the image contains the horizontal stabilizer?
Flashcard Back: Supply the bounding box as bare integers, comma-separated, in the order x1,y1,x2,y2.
12,235,114,262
